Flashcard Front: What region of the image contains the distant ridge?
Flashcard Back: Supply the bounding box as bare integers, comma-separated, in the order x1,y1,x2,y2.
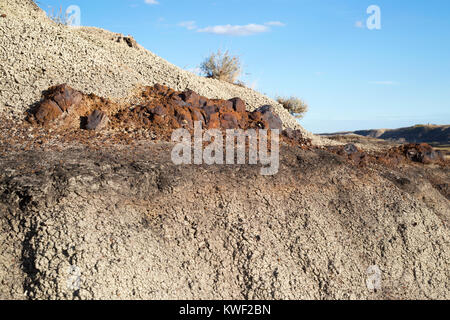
321,124,450,145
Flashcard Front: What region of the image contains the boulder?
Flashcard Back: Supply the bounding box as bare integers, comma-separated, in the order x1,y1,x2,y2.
52,87,82,112
33,84,83,125
202,105,220,126
86,110,109,131
113,34,139,49
180,90,200,106
30,83,296,138
255,105,283,130
34,100,63,124
174,106,193,128
206,113,220,129
190,108,206,125
220,113,240,130
249,111,263,122
229,98,246,113
219,100,234,113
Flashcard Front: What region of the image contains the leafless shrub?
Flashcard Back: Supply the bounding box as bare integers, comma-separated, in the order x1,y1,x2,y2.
47,6,70,25
276,96,309,119
200,50,241,84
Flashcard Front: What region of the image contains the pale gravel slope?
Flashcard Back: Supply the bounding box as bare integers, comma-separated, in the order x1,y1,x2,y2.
1,145,449,300
0,0,329,144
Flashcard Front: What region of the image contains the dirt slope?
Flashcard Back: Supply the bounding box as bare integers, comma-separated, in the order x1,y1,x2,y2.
0,140,448,300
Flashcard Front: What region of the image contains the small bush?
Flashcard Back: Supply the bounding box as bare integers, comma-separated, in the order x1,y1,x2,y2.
200,50,241,84
48,6,70,25
276,96,309,119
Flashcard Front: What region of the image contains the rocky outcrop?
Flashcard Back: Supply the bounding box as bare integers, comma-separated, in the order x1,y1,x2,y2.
392,143,445,164
29,84,294,135
112,34,139,49
326,144,368,166
326,143,446,167
255,105,283,131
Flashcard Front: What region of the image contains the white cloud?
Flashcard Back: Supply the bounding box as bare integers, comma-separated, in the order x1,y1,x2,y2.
178,21,197,30
178,20,285,36
265,21,286,27
145,0,159,5
369,81,399,85
197,24,269,36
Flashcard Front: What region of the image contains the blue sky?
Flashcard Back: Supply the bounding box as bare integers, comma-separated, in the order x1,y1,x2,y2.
37,0,450,133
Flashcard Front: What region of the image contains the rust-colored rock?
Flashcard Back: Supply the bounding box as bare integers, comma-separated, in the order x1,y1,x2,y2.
152,84,170,96
229,98,246,113
151,105,167,117
220,112,240,130
131,84,285,132
282,128,312,146
34,100,63,124
174,106,193,128
44,84,83,112
249,111,263,122
29,83,292,144
326,144,367,166
203,105,219,117
199,97,209,107
86,110,109,131
255,105,283,130
217,100,234,113
190,107,206,125
206,113,220,130
0,14,6,18
180,90,200,106
32,84,83,125
390,143,445,164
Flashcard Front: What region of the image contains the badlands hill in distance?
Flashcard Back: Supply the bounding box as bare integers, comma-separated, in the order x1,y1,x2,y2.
321,124,450,157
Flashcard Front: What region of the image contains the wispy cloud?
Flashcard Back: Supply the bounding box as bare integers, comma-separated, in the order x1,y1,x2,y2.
369,81,399,85
178,21,285,36
265,21,286,27
178,21,197,30
144,0,159,5
197,24,269,36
